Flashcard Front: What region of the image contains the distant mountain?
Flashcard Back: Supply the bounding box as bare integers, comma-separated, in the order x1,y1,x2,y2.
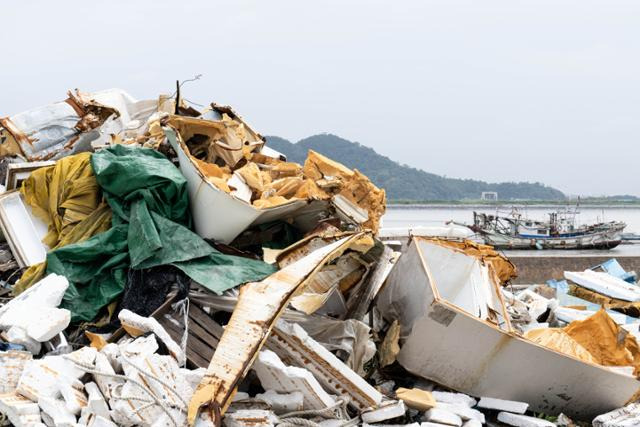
266,133,565,202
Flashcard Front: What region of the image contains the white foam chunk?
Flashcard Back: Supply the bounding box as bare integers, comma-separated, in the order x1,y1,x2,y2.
93,353,121,400
497,411,556,427
0,391,43,427
180,367,206,393
477,396,528,414
423,408,462,426
253,350,336,410
432,391,476,408
256,390,304,414
361,400,407,424
6,326,41,354
58,380,87,415
111,351,190,426
16,347,96,402
362,424,420,427
593,402,640,427
268,320,382,411
461,420,483,427
25,308,71,342
85,382,111,421
118,309,185,366
0,350,32,393
88,415,118,427
223,409,278,427
0,274,68,319
38,396,76,426
437,402,485,423
100,343,122,373
0,274,71,343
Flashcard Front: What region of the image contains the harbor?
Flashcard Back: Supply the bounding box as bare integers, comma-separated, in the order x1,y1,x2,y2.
381,205,640,284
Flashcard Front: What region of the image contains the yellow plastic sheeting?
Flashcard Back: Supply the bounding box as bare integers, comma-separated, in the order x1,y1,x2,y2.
428,238,517,284
524,328,597,364
16,153,112,293
20,152,110,248
565,309,640,376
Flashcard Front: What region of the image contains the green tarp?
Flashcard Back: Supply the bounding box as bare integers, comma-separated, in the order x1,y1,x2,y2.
46,145,276,322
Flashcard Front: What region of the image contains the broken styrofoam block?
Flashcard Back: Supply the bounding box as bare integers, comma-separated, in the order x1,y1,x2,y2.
0,274,68,319
0,275,70,344
497,411,556,427
477,397,528,414
100,343,122,373
111,352,190,426
119,334,158,358
25,308,71,342
592,402,640,427
17,351,94,402
431,391,476,408
461,420,482,427
38,396,76,426
361,400,406,424
317,420,347,427
362,424,420,427
84,382,111,421
253,350,336,411
223,409,278,427
6,326,41,354
118,309,185,366
40,410,55,427
0,391,43,427
421,423,456,427
93,352,121,400
0,350,32,393
396,387,436,411
88,415,118,427
195,409,216,427
436,402,485,423
266,320,382,411
58,380,87,415
423,408,462,426
256,390,304,414
181,367,206,392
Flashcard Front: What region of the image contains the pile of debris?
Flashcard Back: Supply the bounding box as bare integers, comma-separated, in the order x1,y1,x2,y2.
0,88,639,427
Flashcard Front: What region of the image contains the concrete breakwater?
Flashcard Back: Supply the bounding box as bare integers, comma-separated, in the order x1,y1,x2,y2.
381,235,640,284
508,254,640,284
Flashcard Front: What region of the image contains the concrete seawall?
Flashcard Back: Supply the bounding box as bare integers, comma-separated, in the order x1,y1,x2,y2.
508,255,640,284
380,235,640,284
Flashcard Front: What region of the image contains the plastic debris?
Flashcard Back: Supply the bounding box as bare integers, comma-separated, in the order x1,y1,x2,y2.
1,89,639,427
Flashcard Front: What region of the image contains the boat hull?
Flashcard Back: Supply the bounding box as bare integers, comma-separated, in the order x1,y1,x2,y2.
477,229,623,250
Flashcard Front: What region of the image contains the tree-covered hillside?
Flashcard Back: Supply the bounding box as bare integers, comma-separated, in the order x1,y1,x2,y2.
266,134,565,202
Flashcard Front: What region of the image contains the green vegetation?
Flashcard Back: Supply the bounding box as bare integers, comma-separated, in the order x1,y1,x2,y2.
267,134,566,201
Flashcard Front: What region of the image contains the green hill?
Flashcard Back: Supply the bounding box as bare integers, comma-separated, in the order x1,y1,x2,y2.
266,134,565,202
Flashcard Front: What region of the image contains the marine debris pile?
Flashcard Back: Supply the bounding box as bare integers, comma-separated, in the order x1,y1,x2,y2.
0,88,640,427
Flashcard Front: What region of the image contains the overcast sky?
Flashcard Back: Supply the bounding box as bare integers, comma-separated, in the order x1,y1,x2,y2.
2,1,638,196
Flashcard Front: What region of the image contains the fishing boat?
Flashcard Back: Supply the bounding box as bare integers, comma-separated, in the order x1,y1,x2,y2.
467,207,626,250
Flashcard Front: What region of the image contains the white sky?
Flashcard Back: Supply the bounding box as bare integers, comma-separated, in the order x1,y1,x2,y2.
1,0,639,196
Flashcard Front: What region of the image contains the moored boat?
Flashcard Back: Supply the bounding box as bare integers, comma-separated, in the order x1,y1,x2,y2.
468,207,625,250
